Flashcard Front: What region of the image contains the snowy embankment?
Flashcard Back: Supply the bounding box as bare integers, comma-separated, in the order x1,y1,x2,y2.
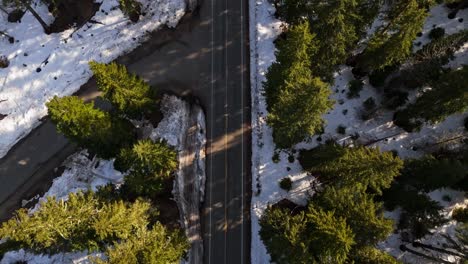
150,95,206,264
1,95,207,264
0,0,186,159
249,1,468,263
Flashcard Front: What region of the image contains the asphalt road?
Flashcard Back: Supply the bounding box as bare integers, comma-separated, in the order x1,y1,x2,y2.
0,0,251,263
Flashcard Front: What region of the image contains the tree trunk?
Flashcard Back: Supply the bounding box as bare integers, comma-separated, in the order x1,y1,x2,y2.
412,241,466,258
21,0,50,34
400,244,453,264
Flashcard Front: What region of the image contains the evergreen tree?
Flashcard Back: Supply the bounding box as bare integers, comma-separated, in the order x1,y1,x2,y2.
315,184,394,246
47,96,135,159
259,205,355,264
300,144,403,194
264,21,332,148
115,139,178,198
400,155,466,192
94,224,188,264
357,0,435,72
395,66,468,131
0,192,151,253
89,61,155,119
307,0,361,81
350,246,401,264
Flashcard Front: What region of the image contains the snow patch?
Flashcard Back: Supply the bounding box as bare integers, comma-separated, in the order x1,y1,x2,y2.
0,0,186,158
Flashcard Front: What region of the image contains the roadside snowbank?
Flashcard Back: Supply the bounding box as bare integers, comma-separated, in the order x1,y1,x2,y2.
0,0,186,158
1,95,206,264
249,1,468,262
151,95,206,264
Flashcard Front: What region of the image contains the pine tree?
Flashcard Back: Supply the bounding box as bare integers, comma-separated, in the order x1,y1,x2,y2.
400,155,466,192
0,192,152,253
300,144,403,194
264,21,332,148
46,96,135,159
307,0,361,81
315,184,394,246
89,61,155,119
395,66,468,130
350,246,401,264
115,139,178,198
259,205,355,264
94,224,188,264
357,0,435,72
306,206,355,264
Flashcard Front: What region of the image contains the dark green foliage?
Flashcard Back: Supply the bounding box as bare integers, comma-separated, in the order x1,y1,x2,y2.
275,0,381,80
118,0,142,22
363,97,376,111
382,185,446,238
429,27,445,40
350,246,402,264
398,192,446,238
272,152,280,163
357,0,435,72
306,0,362,81
299,142,346,171
382,153,467,237
94,224,188,264
315,184,393,246
0,191,150,253
274,0,307,24
89,61,155,119
464,116,468,131
393,110,422,132
394,66,468,130
259,205,355,264
395,30,468,89
399,155,467,192
336,125,346,135
452,207,468,222
347,79,364,98
47,96,135,159
115,139,178,198
368,65,399,88
262,142,401,264
264,21,333,148
456,222,468,247
279,177,293,191
300,143,403,194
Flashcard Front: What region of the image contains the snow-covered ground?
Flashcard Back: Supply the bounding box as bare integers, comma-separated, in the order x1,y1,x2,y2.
1,95,207,264
249,1,468,263
0,0,186,158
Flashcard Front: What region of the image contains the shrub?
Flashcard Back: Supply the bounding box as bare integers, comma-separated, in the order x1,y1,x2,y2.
0,56,9,68
272,152,280,163
368,65,398,88
452,207,468,222
442,194,452,202
279,177,293,191
118,0,142,22
429,27,445,40
363,97,376,111
336,125,346,135
393,110,422,132
347,79,364,98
